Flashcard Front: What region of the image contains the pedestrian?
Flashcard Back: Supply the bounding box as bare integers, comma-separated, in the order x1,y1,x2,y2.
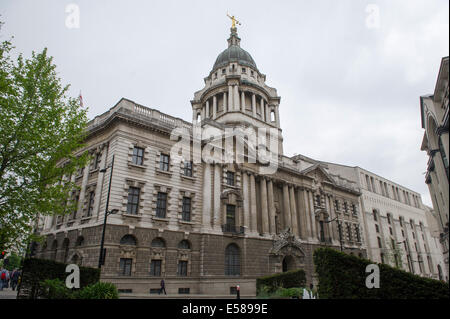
159,279,166,295
0,268,7,291
309,283,317,299
11,269,20,291
236,285,240,299
5,269,10,288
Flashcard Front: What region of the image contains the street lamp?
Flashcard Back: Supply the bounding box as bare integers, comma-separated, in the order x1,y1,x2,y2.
98,155,119,268
322,215,343,252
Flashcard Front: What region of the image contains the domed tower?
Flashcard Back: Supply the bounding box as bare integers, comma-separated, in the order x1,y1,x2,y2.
191,26,284,156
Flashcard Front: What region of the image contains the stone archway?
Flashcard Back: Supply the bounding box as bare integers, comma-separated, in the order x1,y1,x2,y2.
269,228,306,274
282,255,295,272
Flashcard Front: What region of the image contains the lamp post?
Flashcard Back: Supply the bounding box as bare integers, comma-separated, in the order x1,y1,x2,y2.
322,216,343,252
98,155,119,269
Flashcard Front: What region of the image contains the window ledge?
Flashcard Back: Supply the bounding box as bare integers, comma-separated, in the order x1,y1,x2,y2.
178,220,195,225
181,175,195,181
89,168,99,174
123,213,142,218
81,216,92,221
156,169,172,176
152,216,170,222
128,162,147,170
222,183,239,190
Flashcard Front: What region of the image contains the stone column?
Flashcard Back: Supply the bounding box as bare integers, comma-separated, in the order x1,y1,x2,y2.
260,99,265,121
205,100,210,118
267,179,276,234
241,91,245,112
250,173,258,234
201,106,205,120
94,146,108,218
223,92,227,113
260,177,269,235
289,186,299,237
77,161,91,217
213,164,221,230
228,85,233,111
242,172,250,232
275,106,280,127
265,103,270,123
213,95,217,119
234,85,240,111
308,191,317,239
282,183,291,230
252,94,256,117
301,189,311,239
202,164,212,229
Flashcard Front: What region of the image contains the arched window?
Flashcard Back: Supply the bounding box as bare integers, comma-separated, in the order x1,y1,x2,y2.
151,237,166,248
178,240,191,250
270,110,275,122
120,235,137,246
225,244,240,276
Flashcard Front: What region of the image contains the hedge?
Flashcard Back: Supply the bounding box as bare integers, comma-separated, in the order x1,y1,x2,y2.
17,258,100,299
313,247,449,299
257,269,306,293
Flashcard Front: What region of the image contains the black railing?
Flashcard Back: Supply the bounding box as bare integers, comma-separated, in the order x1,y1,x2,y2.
222,224,245,235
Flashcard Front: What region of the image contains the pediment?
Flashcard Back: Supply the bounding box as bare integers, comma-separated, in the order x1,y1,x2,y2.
301,164,336,186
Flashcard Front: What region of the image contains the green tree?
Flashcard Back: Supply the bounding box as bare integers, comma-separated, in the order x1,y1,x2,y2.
0,22,89,252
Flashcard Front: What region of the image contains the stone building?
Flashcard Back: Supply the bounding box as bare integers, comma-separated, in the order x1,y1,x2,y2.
420,56,449,279
323,163,446,281
34,27,366,296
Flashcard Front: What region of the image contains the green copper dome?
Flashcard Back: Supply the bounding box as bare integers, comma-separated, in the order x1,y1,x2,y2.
213,45,257,71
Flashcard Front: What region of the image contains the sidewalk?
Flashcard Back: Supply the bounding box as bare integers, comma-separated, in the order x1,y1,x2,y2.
0,288,18,299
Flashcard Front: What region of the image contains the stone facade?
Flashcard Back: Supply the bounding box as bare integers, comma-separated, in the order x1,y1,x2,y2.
34,28,367,296
323,163,447,281
420,56,449,279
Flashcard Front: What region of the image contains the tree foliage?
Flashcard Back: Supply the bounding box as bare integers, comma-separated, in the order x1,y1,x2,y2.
0,23,89,251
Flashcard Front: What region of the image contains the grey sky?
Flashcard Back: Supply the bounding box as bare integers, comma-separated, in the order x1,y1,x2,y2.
1,0,448,206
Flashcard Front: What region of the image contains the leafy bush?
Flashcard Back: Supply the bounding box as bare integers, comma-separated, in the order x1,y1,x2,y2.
257,269,306,293
275,287,303,298
40,279,75,299
17,258,100,299
77,282,119,299
313,247,449,299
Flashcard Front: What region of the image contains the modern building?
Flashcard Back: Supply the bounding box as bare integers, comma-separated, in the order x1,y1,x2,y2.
33,26,366,296
323,163,446,281
420,56,449,279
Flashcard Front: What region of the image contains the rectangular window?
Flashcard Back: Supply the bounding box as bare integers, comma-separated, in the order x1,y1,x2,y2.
226,204,236,226
226,171,235,186
389,227,393,235
119,258,132,276
126,187,140,215
347,224,352,241
183,161,193,177
159,154,170,171
319,221,325,242
343,202,348,213
373,210,378,221
72,194,79,219
87,191,95,217
377,237,382,248
355,225,361,242
156,192,167,218
132,147,144,165
178,288,190,294
150,260,162,276
177,261,188,276
351,204,357,215
375,224,379,233
182,197,191,221
334,200,340,211
387,214,391,224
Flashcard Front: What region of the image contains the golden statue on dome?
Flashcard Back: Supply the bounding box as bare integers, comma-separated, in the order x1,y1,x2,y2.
227,13,241,29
